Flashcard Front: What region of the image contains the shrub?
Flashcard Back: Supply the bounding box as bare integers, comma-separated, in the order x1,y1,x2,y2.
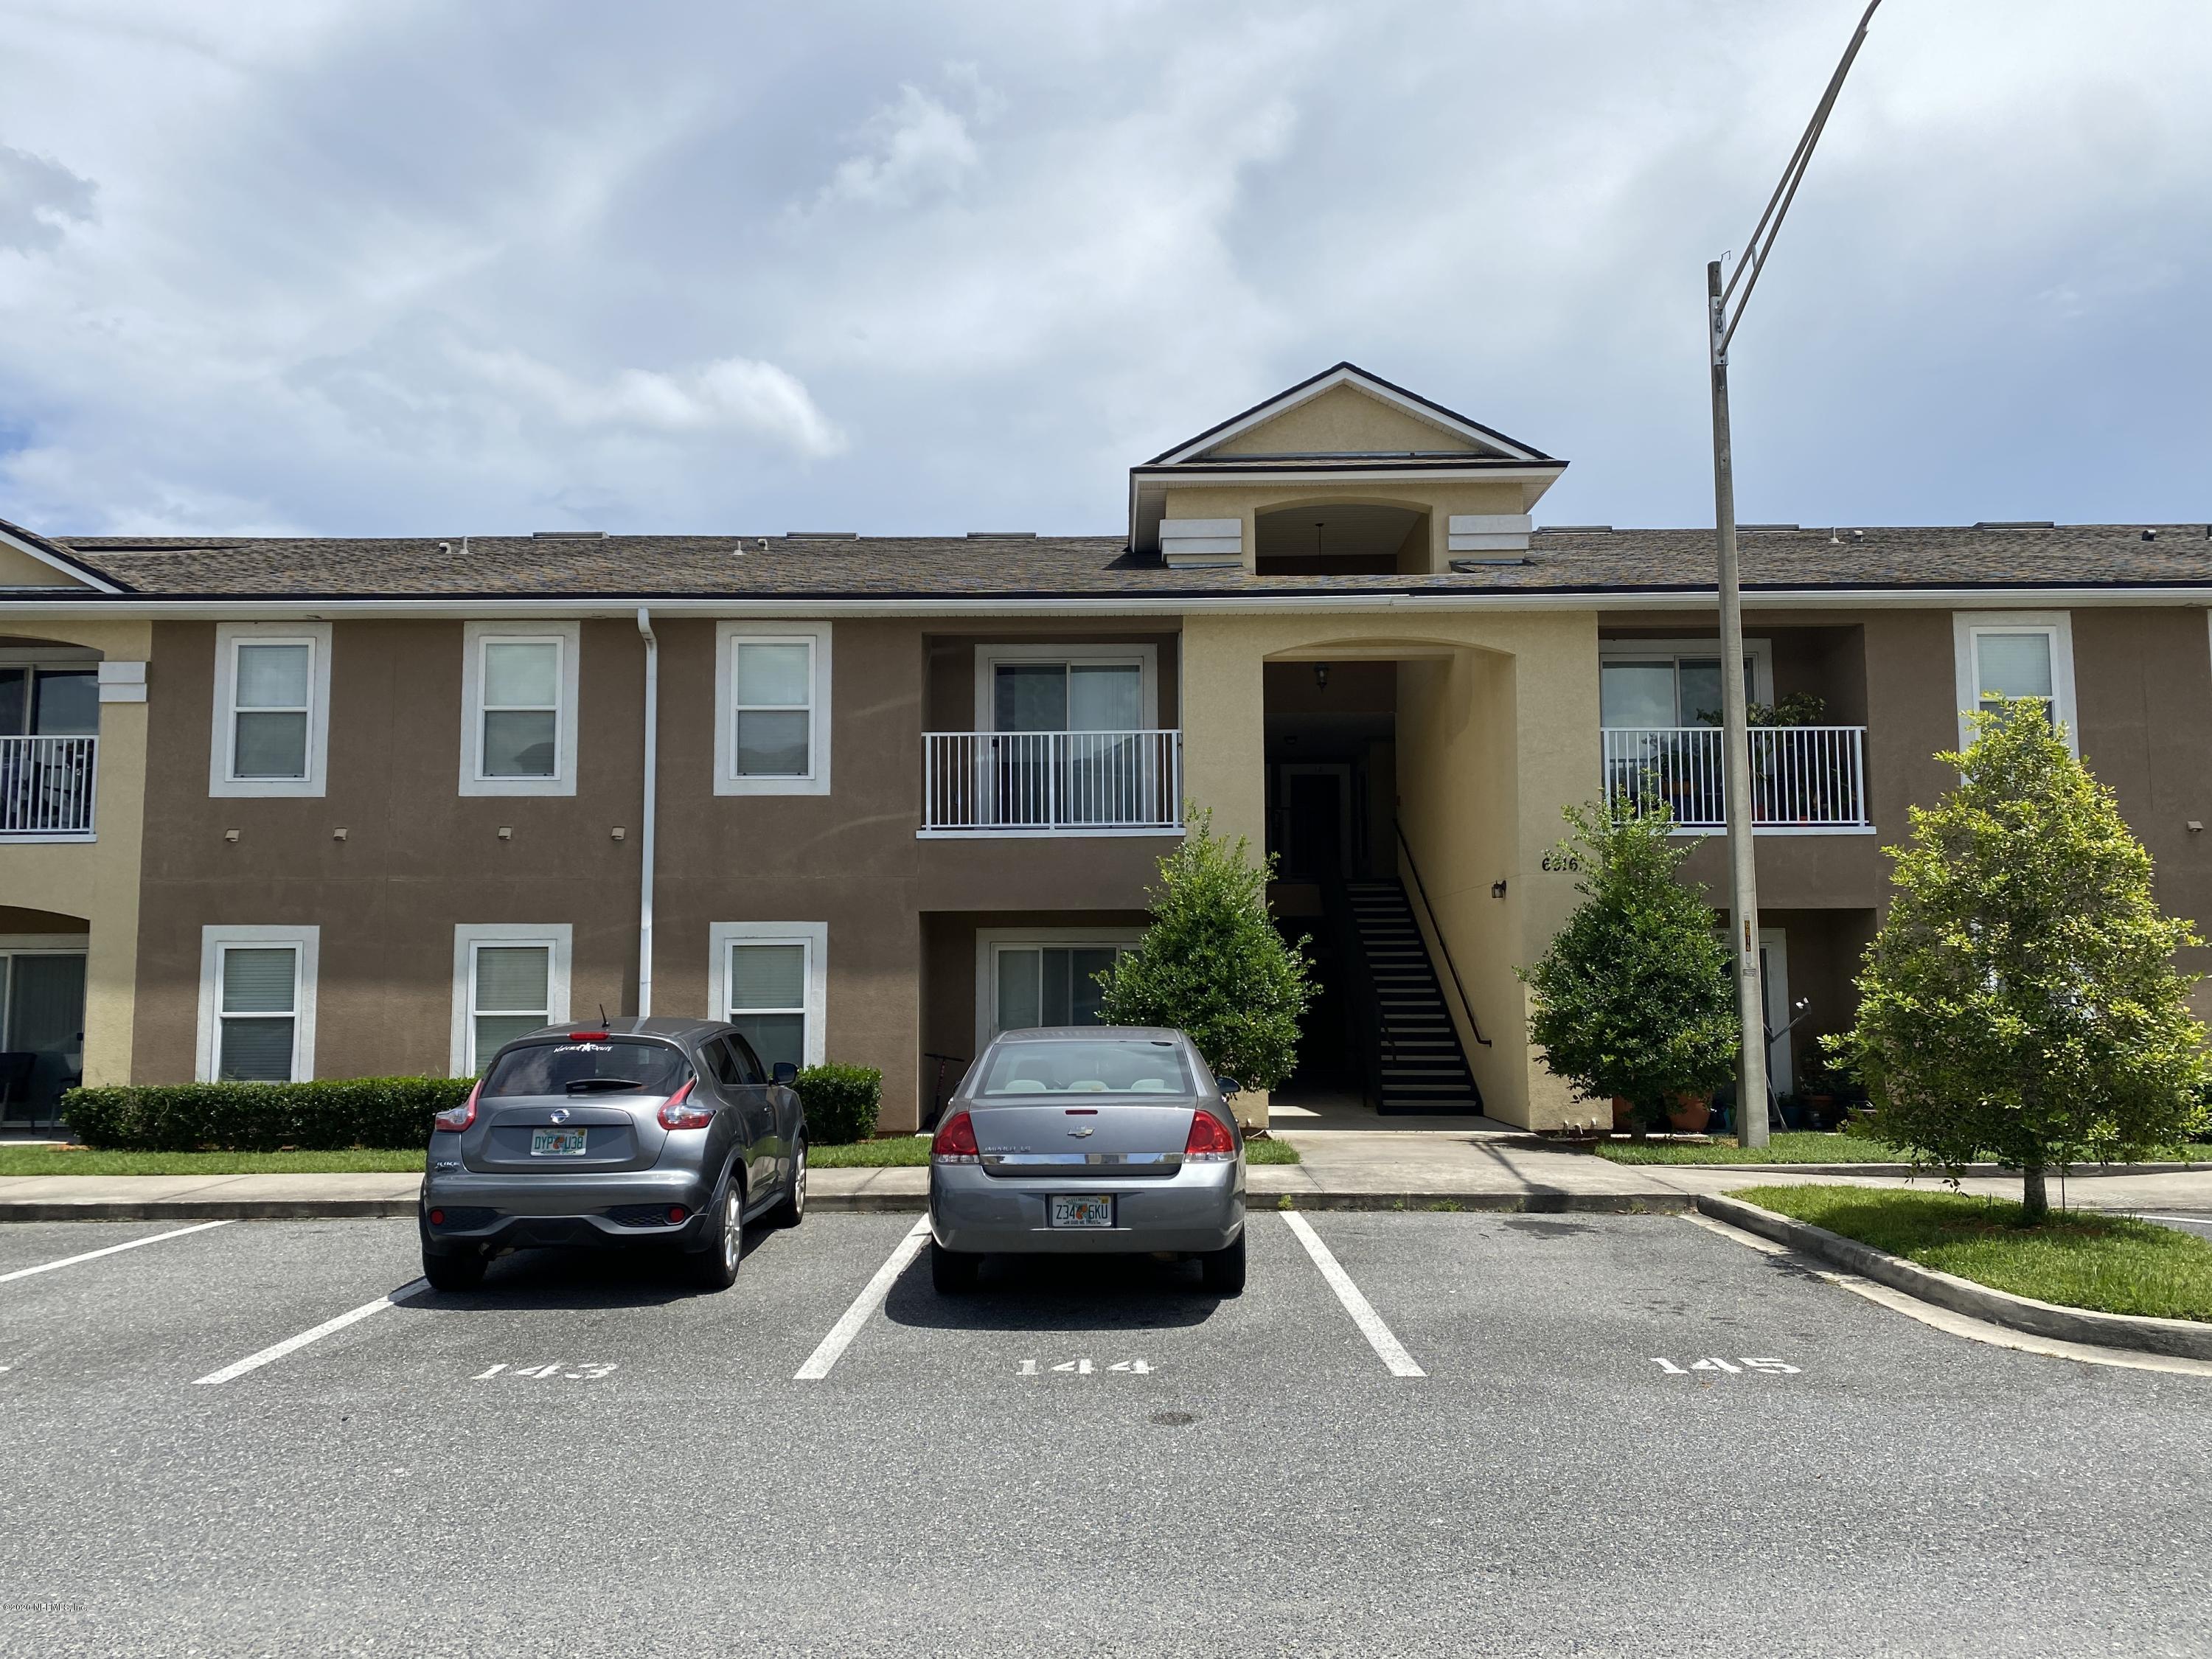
1096,807,1313,1091
794,1063,883,1144
1520,801,1739,1136
63,1076,474,1152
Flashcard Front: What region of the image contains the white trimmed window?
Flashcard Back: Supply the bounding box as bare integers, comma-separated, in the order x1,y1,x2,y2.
461,620,580,796
210,623,332,797
716,622,831,795
1953,612,2076,754
709,922,826,1071
451,924,572,1075
196,925,319,1082
975,927,1143,1048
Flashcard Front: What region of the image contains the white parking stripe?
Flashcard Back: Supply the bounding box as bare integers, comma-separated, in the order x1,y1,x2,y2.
1281,1212,1426,1377
794,1217,931,1382
192,1279,429,1386
0,1220,233,1286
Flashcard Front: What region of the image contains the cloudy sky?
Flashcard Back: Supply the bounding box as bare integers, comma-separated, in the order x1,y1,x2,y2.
0,0,2205,540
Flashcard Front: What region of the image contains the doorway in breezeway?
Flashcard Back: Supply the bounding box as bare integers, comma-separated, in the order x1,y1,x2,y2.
0,908,89,1132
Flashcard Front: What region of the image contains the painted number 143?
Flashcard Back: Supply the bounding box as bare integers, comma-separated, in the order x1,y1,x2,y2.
1651,1357,1799,1375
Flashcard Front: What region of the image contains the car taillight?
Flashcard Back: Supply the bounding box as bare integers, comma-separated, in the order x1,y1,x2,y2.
432,1081,481,1135
657,1079,712,1131
1183,1110,1237,1162
931,1110,980,1165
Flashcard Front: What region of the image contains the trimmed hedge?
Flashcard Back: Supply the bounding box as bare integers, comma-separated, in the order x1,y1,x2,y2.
794,1064,882,1144
64,1077,474,1152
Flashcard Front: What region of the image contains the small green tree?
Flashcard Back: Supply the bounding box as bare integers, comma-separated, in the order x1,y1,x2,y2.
1834,698,2208,1222
1096,807,1313,1091
1521,802,1738,1135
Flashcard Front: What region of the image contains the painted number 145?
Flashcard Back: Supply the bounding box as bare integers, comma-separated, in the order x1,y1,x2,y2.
1650,1357,1799,1375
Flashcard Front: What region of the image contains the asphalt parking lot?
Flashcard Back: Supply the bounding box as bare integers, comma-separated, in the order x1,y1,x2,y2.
3,1208,2208,1658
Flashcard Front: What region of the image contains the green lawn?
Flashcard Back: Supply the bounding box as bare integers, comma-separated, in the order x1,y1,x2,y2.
1596,1132,2212,1167
0,1147,427,1177
1737,1183,2212,1323
3,1132,1301,1177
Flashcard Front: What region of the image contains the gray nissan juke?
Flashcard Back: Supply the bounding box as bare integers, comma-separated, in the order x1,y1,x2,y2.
418,1018,807,1292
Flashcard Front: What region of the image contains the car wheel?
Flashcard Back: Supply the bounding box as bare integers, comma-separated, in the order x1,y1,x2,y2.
767,1138,807,1228
1198,1229,1246,1297
422,1245,486,1293
682,1178,743,1291
931,1239,981,1295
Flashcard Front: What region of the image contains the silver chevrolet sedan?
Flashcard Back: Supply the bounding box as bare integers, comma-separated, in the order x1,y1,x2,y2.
928,1027,1246,1295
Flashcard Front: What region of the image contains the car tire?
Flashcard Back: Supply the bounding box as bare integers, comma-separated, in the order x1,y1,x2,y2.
422,1246,486,1293
1198,1229,1246,1297
681,1178,743,1291
766,1137,807,1228
931,1239,981,1295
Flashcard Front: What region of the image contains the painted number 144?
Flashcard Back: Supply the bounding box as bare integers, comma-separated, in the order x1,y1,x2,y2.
1651,1357,1799,1375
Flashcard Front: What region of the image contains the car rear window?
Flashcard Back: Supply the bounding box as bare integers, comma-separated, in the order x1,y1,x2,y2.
481,1038,694,1099
978,1040,1189,1096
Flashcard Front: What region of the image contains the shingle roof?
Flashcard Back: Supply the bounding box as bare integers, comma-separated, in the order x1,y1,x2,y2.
35,523,2212,602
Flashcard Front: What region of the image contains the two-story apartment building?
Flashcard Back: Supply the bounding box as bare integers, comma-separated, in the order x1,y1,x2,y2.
1,363,2208,1135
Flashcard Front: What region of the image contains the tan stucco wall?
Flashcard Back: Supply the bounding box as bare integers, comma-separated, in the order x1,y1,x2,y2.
1183,609,1602,1129
0,546,95,587
0,617,151,1085
1208,383,1481,457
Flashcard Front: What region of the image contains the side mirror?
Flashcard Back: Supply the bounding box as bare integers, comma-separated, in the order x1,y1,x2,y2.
771,1061,799,1085
1218,1077,1242,1099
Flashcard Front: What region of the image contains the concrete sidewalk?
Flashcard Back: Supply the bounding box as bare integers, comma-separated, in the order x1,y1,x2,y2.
5,1135,2211,1220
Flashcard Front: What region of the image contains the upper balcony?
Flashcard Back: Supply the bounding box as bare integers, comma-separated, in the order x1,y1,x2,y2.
921,729,1183,837
0,735,97,840
1599,624,1871,834
1601,724,1869,832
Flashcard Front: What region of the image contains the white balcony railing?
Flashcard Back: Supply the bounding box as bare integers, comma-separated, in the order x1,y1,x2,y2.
922,730,1182,835
0,735,97,837
1602,725,1868,830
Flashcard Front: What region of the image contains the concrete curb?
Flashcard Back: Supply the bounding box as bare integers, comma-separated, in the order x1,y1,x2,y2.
0,1198,418,1222
1625,1159,2208,1178
0,1189,1697,1222
1694,1192,2212,1362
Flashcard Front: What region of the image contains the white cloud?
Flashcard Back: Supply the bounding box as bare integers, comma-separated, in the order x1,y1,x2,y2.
455,347,846,456
0,0,2205,537
817,82,984,209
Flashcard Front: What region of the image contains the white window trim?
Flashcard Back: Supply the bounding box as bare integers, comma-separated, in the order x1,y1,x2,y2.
448,922,573,1076
709,921,827,1066
209,622,332,798
973,642,1161,732
1597,636,1773,723
460,620,580,796
195,925,319,1084
716,622,832,796
973,925,1145,1051
1952,611,2076,755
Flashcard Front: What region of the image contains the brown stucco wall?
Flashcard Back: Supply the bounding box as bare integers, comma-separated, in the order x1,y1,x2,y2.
131,616,1172,1125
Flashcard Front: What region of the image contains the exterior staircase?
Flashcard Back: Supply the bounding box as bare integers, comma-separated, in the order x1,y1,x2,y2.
1341,879,1484,1115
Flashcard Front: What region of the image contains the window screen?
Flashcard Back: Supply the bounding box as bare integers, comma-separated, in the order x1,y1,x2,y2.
728,941,807,1072
480,640,560,778
218,945,297,1082
470,943,552,1071
734,641,812,776
232,643,311,779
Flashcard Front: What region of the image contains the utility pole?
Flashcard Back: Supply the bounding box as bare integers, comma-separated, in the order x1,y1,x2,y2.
1706,0,1883,1147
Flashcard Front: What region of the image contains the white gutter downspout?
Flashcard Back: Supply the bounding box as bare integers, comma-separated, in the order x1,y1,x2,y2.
636,607,658,1018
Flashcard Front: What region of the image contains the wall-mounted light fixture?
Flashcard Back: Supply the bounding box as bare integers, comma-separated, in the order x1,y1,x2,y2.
1313,663,1330,692
1491,879,1508,900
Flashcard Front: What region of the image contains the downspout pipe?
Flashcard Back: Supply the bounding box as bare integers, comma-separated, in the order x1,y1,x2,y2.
636,607,658,1018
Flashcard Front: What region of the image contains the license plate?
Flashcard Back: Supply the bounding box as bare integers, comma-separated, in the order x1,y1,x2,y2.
1049,1194,1113,1229
530,1128,589,1157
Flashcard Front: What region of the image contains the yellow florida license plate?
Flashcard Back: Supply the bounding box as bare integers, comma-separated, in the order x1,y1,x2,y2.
1049,1195,1113,1228
530,1128,589,1157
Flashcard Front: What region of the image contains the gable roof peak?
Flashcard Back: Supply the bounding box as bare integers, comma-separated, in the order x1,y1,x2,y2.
1145,361,1557,467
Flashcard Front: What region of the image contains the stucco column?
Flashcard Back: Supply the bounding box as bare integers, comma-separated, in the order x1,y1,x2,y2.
1176,616,1270,1128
